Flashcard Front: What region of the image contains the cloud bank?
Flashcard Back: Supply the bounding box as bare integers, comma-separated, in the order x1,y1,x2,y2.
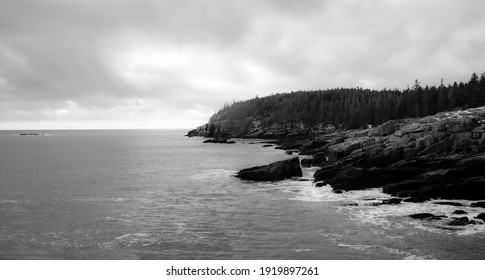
1,0,484,129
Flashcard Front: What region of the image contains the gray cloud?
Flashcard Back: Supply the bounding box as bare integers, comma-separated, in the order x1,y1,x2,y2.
1,0,485,129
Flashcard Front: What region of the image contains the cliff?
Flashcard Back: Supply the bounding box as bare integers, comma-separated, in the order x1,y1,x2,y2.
309,106,485,201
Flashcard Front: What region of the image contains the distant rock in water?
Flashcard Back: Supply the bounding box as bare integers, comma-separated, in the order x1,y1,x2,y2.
474,213,485,222
203,138,236,144
409,213,442,220
19,133,44,136
433,202,463,206
471,201,485,208
452,210,468,215
235,157,302,181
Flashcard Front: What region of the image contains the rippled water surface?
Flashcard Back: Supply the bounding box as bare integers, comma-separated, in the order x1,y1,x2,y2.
0,130,484,259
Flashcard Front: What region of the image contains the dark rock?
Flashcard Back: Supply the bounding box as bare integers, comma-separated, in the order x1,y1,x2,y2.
314,163,343,182
409,213,434,219
470,201,485,208
366,202,383,206
300,158,313,167
262,144,273,147
235,157,302,181
341,203,358,207
315,182,327,187
474,213,485,222
444,216,469,226
382,180,425,195
203,138,236,144
299,140,329,155
382,198,402,205
457,154,485,175
468,219,484,225
433,202,463,206
452,210,468,215
409,213,438,220
312,152,328,165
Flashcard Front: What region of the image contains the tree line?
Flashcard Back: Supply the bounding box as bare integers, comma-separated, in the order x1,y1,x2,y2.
213,72,485,129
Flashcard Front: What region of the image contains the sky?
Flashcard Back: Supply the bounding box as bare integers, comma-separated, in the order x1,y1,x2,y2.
1,0,485,130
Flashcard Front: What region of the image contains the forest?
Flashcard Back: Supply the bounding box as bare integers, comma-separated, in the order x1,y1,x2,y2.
213,72,485,129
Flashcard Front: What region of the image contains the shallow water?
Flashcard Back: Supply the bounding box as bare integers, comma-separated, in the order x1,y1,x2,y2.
0,129,484,259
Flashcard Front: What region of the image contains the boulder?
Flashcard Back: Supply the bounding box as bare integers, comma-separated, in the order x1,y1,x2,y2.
312,152,328,165
203,138,236,144
236,157,302,181
474,213,485,222
382,198,402,205
471,201,485,208
300,158,313,167
314,163,343,182
315,182,327,187
468,219,484,225
299,140,328,155
341,203,359,207
409,213,441,221
433,202,463,206
452,210,468,215
444,216,469,226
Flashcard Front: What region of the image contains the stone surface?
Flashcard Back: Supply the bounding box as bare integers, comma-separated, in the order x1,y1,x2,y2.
203,138,236,144
409,213,440,220
235,157,302,181
444,217,469,226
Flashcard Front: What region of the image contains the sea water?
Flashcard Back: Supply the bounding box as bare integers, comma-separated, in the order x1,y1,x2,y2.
0,129,484,259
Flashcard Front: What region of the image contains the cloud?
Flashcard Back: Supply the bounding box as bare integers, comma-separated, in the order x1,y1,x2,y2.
1,0,485,129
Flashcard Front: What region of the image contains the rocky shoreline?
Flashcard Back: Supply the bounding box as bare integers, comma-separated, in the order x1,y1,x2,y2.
189,106,485,227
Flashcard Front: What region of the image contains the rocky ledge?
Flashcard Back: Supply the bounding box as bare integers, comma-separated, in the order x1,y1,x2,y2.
203,138,236,144
301,106,485,202
235,157,302,181
232,107,485,200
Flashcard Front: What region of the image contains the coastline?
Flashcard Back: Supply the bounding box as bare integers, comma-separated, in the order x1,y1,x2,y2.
189,106,485,227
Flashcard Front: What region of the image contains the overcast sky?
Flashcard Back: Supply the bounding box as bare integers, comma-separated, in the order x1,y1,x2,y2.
1,0,485,129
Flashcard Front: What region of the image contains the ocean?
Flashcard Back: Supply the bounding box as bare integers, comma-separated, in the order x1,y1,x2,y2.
0,129,484,259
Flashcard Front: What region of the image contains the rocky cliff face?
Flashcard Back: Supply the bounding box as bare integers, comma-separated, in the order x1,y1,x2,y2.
186,115,312,139
309,106,485,201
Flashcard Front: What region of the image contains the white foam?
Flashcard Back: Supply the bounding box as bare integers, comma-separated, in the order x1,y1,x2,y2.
337,243,431,259
115,233,151,240
0,200,20,204
293,248,314,253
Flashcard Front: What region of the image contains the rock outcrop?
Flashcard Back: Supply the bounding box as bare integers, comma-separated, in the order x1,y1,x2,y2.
308,106,485,201
203,138,236,144
235,157,302,181
191,105,485,202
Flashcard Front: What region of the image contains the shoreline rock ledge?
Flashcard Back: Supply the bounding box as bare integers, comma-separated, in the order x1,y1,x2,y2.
312,106,485,201
235,157,302,181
